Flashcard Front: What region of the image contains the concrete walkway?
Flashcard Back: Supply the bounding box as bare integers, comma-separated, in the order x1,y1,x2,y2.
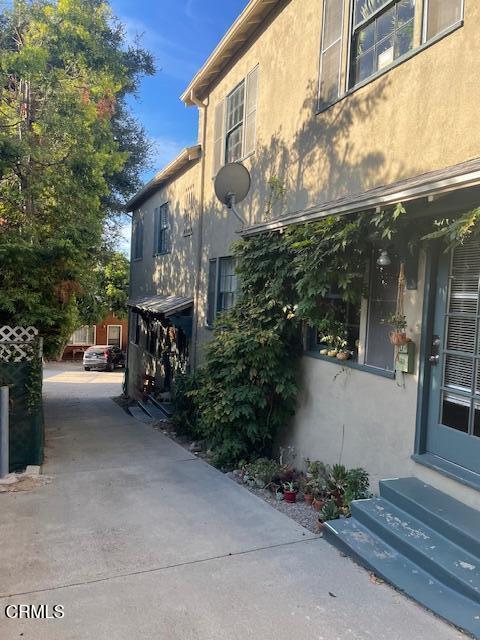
0,363,464,639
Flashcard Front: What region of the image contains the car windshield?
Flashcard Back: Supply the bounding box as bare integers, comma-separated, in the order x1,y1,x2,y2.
86,347,108,354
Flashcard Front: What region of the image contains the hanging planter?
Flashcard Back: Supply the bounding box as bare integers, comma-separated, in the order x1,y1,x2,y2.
385,262,411,347
389,330,409,346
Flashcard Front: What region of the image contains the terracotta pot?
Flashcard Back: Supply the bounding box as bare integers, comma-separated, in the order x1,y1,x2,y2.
389,331,409,346
304,493,314,505
283,490,297,503
336,351,351,361
312,498,325,512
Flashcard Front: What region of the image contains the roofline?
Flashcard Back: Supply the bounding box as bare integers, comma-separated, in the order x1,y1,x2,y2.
125,145,202,211
241,157,480,237
181,0,279,105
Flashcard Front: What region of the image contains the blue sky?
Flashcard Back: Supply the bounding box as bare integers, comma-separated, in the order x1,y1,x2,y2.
110,0,248,181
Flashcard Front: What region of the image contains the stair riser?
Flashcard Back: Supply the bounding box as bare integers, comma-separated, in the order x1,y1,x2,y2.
351,504,480,604
380,483,480,560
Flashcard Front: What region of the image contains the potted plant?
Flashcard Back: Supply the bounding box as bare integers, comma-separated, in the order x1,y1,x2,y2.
319,319,348,358
386,313,409,346
283,481,297,503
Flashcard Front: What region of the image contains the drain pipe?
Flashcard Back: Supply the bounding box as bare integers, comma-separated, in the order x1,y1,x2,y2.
0,386,9,478
189,89,208,371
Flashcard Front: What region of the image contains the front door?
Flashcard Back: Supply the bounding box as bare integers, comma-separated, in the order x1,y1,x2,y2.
426,237,480,474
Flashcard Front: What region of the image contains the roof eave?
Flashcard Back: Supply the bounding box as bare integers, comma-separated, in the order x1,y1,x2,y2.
181,0,278,106
125,145,202,212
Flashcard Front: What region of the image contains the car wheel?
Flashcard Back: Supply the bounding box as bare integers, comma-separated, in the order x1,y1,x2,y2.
84,367,90,371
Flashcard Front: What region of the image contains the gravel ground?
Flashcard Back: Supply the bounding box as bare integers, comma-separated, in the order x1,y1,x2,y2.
228,476,322,534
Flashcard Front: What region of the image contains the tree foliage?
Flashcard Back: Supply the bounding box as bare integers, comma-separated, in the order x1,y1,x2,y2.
0,0,152,355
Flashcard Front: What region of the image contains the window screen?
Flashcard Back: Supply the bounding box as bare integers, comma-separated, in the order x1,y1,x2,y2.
319,0,344,110
69,326,95,345
364,253,398,371
133,214,144,260
424,0,463,41
154,203,170,255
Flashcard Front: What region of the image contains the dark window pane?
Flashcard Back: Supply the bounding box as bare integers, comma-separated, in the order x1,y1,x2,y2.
355,21,375,55
398,0,415,27
354,0,387,25
441,393,470,433
226,125,244,163
356,49,375,83
218,257,237,311
395,21,414,57
474,404,480,438
376,5,396,41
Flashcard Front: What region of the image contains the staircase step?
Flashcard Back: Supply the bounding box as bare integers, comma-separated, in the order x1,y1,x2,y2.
128,405,154,424
148,395,173,418
351,498,480,604
138,399,168,421
380,477,480,559
325,517,480,638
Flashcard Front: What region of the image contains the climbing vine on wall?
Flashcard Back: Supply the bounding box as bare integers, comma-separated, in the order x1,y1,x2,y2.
175,205,480,468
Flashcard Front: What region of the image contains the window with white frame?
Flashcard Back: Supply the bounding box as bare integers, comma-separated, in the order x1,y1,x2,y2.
206,257,238,326
133,213,144,260
423,0,464,41
213,66,259,176
318,0,345,110
154,202,170,255
350,0,416,87
68,326,95,345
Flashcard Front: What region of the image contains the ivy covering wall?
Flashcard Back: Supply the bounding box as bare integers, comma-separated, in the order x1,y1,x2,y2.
173,206,480,468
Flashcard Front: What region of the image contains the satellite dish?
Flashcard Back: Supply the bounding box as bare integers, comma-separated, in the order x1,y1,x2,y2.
214,163,251,207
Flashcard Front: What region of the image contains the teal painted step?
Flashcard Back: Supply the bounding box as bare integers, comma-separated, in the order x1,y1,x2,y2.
325,517,480,638
324,477,480,638
380,477,480,560
351,498,480,604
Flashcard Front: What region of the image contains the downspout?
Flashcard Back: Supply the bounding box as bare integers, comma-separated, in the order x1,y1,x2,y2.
190,89,208,370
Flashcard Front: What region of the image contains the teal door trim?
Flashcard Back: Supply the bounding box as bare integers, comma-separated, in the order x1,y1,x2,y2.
414,245,440,456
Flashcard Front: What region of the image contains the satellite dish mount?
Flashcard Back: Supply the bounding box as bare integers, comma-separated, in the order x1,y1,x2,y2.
214,163,251,230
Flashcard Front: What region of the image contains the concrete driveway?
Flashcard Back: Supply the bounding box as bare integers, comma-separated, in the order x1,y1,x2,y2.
0,363,463,639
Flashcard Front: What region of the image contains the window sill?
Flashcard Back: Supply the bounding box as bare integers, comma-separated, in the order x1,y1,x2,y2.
304,351,395,380
412,453,480,493
316,21,464,116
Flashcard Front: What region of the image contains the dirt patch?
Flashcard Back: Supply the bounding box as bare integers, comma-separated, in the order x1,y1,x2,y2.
0,474,52,494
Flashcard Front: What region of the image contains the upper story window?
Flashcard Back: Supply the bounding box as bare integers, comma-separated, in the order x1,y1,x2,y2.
133,213,144,261
206,256,238,326
154,202,170,255
213,66,259,176
350,0,415,87
423,0,464,41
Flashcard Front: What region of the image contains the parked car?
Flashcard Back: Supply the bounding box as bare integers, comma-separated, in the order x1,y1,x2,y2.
83,345,125,372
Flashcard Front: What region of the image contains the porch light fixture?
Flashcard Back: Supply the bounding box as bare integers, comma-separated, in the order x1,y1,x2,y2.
377,249,392,268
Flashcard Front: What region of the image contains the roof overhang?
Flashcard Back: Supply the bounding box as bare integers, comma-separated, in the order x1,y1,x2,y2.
127,295,193,318
242,157,480,237
181,0,279,105
125,145,202,212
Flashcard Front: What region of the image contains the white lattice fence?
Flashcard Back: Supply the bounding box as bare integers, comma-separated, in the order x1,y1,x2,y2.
0,326,40,362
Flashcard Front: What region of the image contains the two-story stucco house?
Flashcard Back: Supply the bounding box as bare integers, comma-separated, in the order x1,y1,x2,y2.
126,1,480,632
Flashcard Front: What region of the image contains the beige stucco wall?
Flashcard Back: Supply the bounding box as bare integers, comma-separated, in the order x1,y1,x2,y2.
129,0,480,501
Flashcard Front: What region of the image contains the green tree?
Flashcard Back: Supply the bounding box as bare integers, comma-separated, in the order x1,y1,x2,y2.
0,0,153,356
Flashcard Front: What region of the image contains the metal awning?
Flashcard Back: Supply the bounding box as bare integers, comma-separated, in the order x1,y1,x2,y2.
242,156,480,237
127,295,193,318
